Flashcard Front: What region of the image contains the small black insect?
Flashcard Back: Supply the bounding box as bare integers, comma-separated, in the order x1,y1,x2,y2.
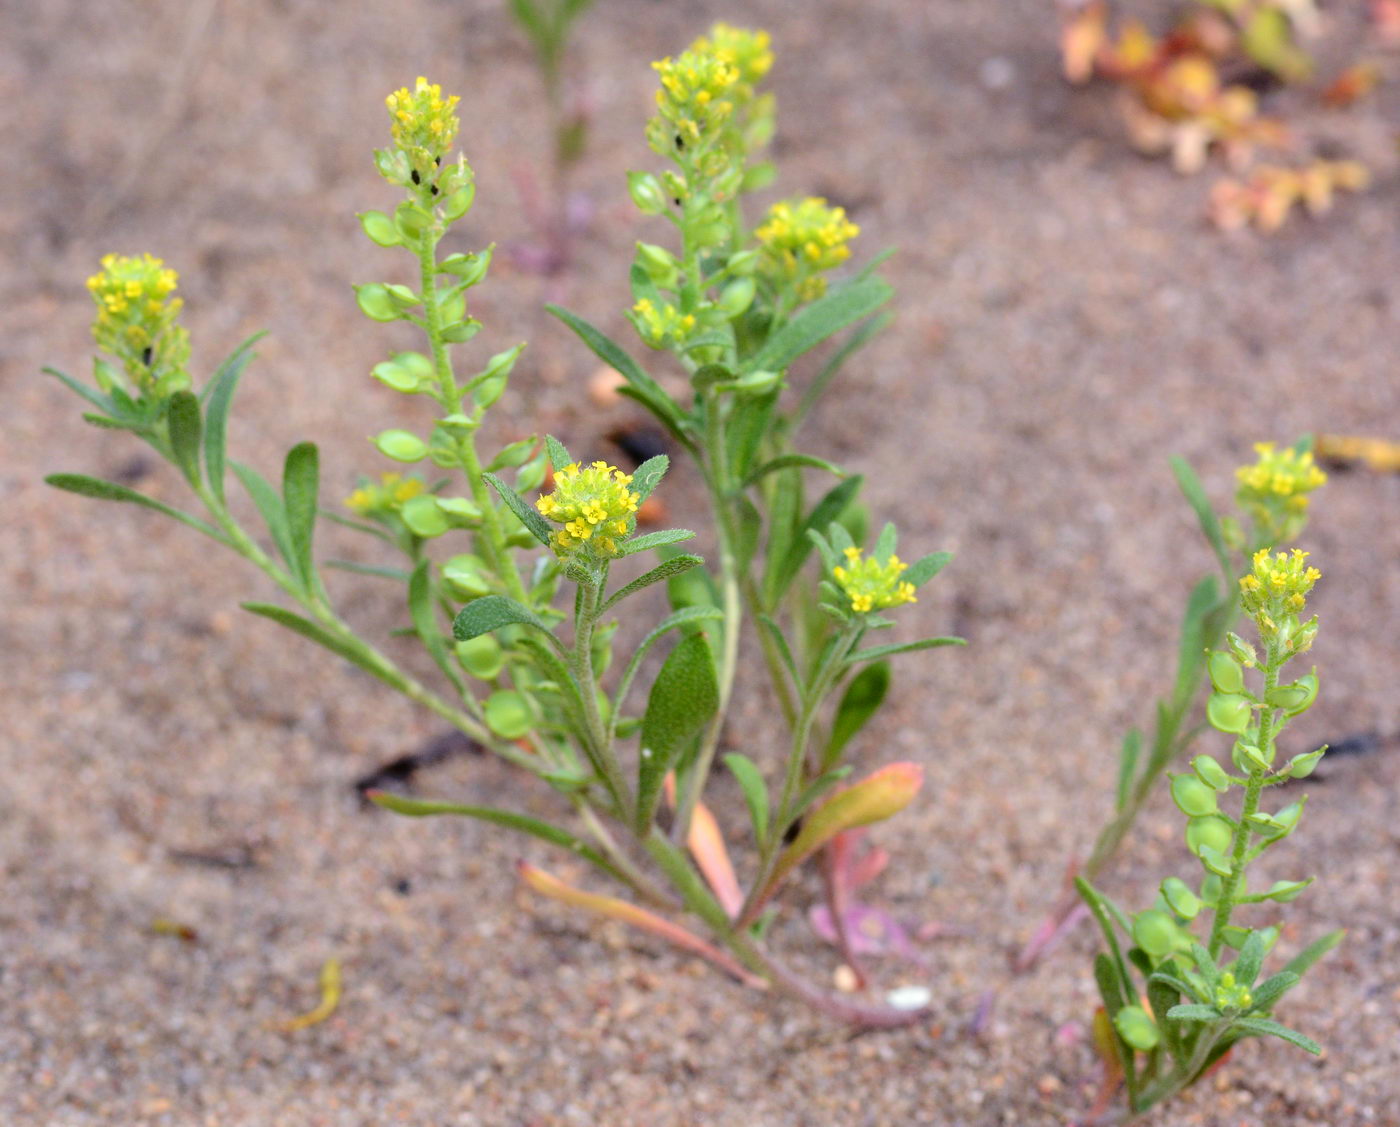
410,169,421,185
141,346,153,366
675,133,685,151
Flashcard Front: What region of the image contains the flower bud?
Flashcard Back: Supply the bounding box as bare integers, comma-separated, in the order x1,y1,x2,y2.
1225,632,1258,667
1207,693,1253,735
718,277,756,317
1170,774,1219,817
1113,1005,1161,1051
1208,652,1245,694
374,429,428,462
1191,755,1232,793
1289,616,1319,655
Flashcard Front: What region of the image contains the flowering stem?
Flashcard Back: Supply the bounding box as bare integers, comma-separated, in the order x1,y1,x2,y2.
572,569,632,816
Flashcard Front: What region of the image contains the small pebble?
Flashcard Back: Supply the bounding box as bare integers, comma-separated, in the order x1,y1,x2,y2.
885,984,932,1010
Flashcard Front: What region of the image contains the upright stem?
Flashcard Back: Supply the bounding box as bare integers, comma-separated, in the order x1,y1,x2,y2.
572,570,632,814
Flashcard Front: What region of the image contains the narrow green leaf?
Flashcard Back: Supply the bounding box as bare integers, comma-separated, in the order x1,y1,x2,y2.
544,434,573,471
545,304,686,434
1172,575,1221,707
366,790,627,884
44,366,118,416
636,632,720,832
45,473,226,541
1148,970,1204,1004
1231,1017,1321,1055
240,602,388,684
611,605,724,726
768,475,864,603
1171,456,1232,580
1279,929,1344,979
1116,728,1143,812
282,442,319,587
165,390,203,488
320,508,394,543
483,471,553,547
757,615,799,686
1246,971,1300,1014
1235,930,1269,988
1167,1004,1222,1023
202,333,262,503
725,389,779,484
408,561,465,694
723,753,769,844
846,636,966,665
793,311,893,429
904,551,953,589
232,461,295,571
1077,877,1135,1001
1189,942,1221,986
618,528,695,557
733,495,761,569
750,274,894,372
789,765,854,820
743,452,845,489
822,662,890,771
630,454,670,504
600,554,703,615
324,559,411,581
453,595,557,644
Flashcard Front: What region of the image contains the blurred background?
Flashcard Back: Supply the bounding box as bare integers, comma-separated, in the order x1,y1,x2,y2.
3,1,1397,1123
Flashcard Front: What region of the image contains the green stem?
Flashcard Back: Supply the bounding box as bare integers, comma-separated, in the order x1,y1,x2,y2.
415,230,531,608
1208,648,1279,958
571,570,632,814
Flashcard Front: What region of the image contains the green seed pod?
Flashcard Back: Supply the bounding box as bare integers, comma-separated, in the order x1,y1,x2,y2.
438,287,467,326
1208,652,1245,694
635,241,680,286
442,182,476,221
1113,1005,1161,1051
733,369,782,396
718,277,756,317
1197,843,1233,878
1225,631,1257,668
1199,873,1223,908
485,690,532,739
1170,774,1219,817
441,248,493,287
1161,877,1202,920
455,634,504,680
1250,798,1304,839
374,429,428,463
1260,878,1312,903
1268,670,1318,717
474,373,507,410
442,554,491,600
400,495,449,538
435,497,482,526
393,201,433,240
358,210,402,247
354,283,402,322
725,248,759,276
1186,815,1233,858
1285,746,1326,779
627,170,669,215
441,318,483,344
1231,741,1273,773
1132,909,1181,958
1207,693,1253,735
1191,755,1232,793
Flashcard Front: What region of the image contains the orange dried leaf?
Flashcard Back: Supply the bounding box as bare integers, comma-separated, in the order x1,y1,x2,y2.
1062,1,1109,83
1322,63,1381,108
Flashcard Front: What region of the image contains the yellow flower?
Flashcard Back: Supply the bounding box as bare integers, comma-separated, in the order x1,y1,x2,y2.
756,198,860,301
628,297,697,350
344,471,425,516
85,253,190,397
1235,441,1326,545
535,461,640,559
1239,547,1321,625
690,24,773,101
386,76,460,161
832,546,917,614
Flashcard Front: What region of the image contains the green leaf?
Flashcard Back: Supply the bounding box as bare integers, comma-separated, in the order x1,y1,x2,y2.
1279,929,1344,979
767,475,864,605
408,561,465,694
725,389,779,484
742,453,846,489
232,461,296,572
201,333,263,504
1173,575,1221,707
324,559,411,581
1246,971,1300,1014
904,551,953,589
757,614,798,686
282,442,319,588
733,495,761,569
617,528,695,557
545,305,687,438
453,595,557,645
1231,1017,1321,1055
822,662,890,772
723,753,769,844
165,390,203,488
1189,942,1221,986
1148,976,1185,1056
600,555,703,615
846,636,966,665
1077,877,1135,1001
1148,970,1204,1004
1166,1004,1221,1023
482,471,553,547
1171,456,1231,580
790,765,854,820
1116,728,1143,812
636,632,719,832
545,434,573,471
630,454,669,504
44,366,118,417
610,605,724,732
1235,929,1268,988
749,274,894,373
793,311,893,429
44,474,226,541
240,602,388,683
365,791,627,884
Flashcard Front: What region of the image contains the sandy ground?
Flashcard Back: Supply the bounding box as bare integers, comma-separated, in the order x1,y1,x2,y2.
3,0,1399,1123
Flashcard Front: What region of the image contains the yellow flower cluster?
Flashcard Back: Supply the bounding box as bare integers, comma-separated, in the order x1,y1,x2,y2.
345,472,425,516
536,462,640,559
1239,548,1321,621
755,198,860,300
833,546,917,614
386,76,460,168
86,253,191,395
1235,442,1327,545
690,23,772,102
651,47,741,149
629,298,696,349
